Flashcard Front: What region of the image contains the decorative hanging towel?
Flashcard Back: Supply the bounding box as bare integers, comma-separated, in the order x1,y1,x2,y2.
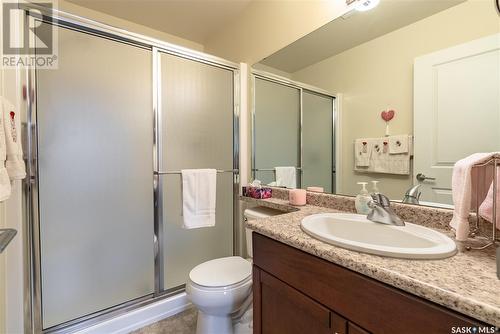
1,97,26,180
0,97,12,201
354,135,412,175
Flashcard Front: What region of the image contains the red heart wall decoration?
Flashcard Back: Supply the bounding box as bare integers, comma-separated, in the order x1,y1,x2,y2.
381,109,395,122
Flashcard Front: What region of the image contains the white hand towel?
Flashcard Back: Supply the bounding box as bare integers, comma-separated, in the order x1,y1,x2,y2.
354,138,372,167
388,135,409,154
1,97,26,180
275,166,297,189
450,153,500,241
181,169,216,229
0,98,11,201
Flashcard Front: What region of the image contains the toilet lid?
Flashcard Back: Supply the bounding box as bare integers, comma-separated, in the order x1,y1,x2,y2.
189,256,252,288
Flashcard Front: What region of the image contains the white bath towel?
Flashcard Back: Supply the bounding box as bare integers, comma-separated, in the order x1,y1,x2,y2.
181,169,216,229
275,166,297,189
388,135,409,154
1,97,26,180
354,138,372,167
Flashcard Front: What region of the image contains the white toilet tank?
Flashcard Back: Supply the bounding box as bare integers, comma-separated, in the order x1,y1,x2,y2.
244,207,282,258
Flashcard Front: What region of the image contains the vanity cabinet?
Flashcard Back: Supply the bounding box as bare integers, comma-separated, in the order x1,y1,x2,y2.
252,233,485,334
258,269,332,334
255,263,368,334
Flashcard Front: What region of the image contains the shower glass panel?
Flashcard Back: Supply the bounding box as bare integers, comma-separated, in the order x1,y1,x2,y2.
36,24,154,328
302,91,334,193
254,78,300,185
159,53,234,290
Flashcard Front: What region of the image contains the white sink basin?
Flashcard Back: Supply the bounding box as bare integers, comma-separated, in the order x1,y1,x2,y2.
301,213,457,259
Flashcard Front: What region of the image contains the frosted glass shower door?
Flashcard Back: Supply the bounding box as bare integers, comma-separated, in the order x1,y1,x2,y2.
159,53,234,290
302,91,334,193
36,24,154,328
254,78,301,186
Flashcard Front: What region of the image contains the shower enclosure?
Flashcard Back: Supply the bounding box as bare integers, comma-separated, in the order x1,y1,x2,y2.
23,6,239,333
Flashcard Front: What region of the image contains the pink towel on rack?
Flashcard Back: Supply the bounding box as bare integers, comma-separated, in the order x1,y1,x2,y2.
450,152,500,241
478,168,500,229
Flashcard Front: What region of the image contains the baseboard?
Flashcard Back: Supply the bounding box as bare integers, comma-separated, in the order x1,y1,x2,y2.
77,293,191,334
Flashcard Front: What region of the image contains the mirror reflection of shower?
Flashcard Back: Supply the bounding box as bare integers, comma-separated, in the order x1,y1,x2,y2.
252,74,335,193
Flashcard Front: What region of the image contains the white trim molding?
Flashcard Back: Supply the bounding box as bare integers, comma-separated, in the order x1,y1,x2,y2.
76,293,191,334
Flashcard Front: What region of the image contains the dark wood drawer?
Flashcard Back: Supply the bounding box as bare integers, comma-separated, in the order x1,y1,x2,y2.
258,269,331,334
253,233,484,334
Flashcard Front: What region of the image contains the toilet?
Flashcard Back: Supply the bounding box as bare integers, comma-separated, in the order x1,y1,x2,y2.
186,206,281,334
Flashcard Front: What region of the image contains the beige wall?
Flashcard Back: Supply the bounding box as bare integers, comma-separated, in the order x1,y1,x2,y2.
205,0,352,64
292,0,500,199
57,0,204,51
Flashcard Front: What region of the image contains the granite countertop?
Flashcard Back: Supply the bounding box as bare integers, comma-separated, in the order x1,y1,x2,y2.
241,196,500,326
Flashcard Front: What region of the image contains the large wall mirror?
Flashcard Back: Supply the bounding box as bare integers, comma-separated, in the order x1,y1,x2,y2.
251,0,499,209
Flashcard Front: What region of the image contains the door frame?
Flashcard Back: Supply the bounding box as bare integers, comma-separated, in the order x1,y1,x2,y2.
20,3,240,333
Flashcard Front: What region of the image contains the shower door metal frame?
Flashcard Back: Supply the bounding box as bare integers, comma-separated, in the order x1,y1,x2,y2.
153,47,241,294
22,4,240,334
250,70,337,191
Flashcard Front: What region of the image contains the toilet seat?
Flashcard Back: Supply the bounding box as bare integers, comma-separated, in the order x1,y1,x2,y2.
189,275,252,292
189,256,252,288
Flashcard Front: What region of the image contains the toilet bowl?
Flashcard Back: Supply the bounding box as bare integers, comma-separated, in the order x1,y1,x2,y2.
186,206,282,334
186,256,252,334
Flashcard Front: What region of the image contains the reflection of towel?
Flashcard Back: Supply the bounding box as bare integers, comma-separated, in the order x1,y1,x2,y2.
388,135,409,154
355,139,371,167
181,169,217,229
2,98,26,180
370,138,410,175
478,168,500,230
450,153,500,241
0,98,12,201
275,166,296,189
354,137,410,175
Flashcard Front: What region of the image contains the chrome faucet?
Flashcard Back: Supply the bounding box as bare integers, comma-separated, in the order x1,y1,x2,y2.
367,193,405,226
402,184,421,205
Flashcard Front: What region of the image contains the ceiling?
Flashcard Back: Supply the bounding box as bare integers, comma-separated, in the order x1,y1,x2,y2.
66,0,253,44
260,0,465,73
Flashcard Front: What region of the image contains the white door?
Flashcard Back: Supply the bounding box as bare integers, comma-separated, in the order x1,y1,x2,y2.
414,34,500,204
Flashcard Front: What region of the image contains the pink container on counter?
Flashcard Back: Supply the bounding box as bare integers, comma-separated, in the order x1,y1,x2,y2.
289,189,307,206
306,186,324,193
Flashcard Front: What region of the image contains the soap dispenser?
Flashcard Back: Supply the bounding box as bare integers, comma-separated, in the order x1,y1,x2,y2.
371,180,380,194
355,182,372,215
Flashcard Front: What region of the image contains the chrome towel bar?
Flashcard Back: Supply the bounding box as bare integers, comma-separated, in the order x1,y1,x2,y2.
252,167,302,171
155,169,239,175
